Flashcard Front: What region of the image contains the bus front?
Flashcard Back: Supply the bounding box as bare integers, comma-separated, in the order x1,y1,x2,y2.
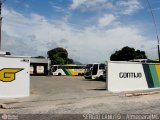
84,64,93,79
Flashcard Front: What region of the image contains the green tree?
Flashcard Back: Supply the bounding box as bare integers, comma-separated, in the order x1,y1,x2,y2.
6,52,11,55
67,58,74,64
47,47,74,64
34,56,45,58
56,57,65,64
110,46,147,61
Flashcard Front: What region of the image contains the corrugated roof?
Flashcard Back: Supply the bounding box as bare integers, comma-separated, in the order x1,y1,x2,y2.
30,58,49,63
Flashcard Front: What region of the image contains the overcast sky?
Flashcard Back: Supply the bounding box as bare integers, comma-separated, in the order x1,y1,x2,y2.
2,0,160,63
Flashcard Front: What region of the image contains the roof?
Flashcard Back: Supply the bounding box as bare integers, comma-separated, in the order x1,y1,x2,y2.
0,51,6,55
30,58,50,64
129,59,156,63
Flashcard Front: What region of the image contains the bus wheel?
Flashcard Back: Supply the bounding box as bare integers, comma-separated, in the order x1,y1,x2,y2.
78,73,81,76
99,75,103,80
58,73,61,76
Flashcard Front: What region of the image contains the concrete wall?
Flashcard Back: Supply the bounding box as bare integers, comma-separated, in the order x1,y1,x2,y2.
107,61,160,92
0,56,30,99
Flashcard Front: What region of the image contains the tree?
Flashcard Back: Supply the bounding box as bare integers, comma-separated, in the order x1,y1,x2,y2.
67,58,74,64
34,56,45,58
6,52,11,55
47,47,74,64
110,46,147,61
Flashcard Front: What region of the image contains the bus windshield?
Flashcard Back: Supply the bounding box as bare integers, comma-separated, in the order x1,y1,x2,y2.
52,66,58,72
85,64,93,69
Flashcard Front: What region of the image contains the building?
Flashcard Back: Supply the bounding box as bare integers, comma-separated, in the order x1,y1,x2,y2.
30,58,50,76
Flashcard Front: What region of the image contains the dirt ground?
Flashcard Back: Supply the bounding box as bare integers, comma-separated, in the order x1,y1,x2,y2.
1,76,160,120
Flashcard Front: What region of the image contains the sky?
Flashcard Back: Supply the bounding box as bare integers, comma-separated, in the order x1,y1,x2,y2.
1,0,160,64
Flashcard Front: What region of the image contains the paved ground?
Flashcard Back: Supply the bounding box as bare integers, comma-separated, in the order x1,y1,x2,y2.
1,76,160,120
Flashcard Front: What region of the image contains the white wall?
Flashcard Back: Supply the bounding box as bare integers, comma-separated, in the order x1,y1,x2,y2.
0,56,30,99
107,61,149,92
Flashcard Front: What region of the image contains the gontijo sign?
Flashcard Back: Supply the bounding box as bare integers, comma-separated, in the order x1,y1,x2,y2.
119,72,142,78
0,68,23,82
107,61,160,92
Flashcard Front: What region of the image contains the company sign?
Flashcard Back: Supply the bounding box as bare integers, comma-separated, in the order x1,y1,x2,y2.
107,62,160,92
119,72,142,78
0,68,23,82
0,56,30,99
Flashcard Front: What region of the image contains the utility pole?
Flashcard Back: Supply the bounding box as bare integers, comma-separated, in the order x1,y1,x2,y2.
157,36,160,62
0,0,2,50
147,0,160,62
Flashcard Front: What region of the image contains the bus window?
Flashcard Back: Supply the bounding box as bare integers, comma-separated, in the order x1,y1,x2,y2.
68,66,73,69
99,64,105,69
52,66,57,72
59,66,65,69
75,66,79,69
66,66,69,69
79,66,83,69
66,66,72,69
58,66,61,69
92,64,98,75
85,64,93,70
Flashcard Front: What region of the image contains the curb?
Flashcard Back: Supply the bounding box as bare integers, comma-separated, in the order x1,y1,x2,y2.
125,90,160,97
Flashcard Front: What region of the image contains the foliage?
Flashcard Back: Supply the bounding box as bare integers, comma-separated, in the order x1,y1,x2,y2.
110,46,147,61
6,52,11,55
67,58,74,64
34,56,45,58
47,47,74,65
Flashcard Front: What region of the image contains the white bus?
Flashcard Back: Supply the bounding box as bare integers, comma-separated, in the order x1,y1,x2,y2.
84,63,106,80
51,64,85,76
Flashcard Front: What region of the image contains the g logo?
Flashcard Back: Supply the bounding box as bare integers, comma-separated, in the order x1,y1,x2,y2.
0,68,23,82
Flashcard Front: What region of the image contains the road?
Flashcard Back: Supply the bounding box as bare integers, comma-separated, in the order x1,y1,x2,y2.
0,76,160,120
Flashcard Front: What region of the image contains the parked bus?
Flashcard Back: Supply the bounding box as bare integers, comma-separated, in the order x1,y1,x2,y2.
84,63,106,80
51,64,85,76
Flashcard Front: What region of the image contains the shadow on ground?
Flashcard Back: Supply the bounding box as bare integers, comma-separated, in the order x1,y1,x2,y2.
83,79,106,82
87,88,107,91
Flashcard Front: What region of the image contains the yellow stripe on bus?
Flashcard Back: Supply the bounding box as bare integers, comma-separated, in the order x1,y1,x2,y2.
68,69,84,76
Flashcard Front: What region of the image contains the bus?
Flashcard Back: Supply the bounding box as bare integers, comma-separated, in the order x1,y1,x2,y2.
51,64,86,76
84,63,106,80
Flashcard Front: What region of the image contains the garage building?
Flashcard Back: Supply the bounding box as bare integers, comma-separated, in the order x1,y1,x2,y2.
30,58,50,76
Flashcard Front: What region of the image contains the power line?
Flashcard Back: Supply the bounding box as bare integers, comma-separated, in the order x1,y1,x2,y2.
0,0,7,50
146,0,160,62
0,0,27,50
0,0,6,50
146,0,159,42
